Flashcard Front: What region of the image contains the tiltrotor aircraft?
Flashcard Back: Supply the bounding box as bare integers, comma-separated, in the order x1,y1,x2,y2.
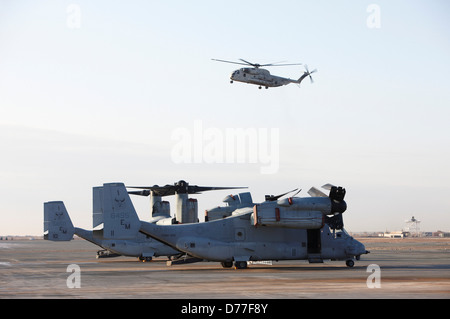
104,182,369,269
212,58,317,89
44,180,245,262
44,186,180,261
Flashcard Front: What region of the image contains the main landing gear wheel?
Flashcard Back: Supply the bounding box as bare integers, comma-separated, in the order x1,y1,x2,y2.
139,256,152,262
234,261,248,269
221,261,233,268
346,259,355,268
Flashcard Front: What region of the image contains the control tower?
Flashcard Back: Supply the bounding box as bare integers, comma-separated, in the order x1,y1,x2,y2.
404,216,421,237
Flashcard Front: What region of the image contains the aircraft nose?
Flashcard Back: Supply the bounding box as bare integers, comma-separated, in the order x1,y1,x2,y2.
355,241,369,255
347,240,367,256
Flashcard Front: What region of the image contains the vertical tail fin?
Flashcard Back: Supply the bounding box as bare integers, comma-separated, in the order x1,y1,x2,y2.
92,186,104,228
44,201,75,241
102,183,141,239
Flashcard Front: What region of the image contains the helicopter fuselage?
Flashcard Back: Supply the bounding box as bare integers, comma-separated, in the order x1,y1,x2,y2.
230,68,295,88
212,58,315,89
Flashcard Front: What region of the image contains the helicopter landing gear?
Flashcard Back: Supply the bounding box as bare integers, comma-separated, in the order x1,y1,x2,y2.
234,261,248,269
345,259,355,268
139,256,152,262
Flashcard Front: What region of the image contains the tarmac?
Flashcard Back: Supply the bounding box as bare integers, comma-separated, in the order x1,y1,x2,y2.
1,237,450,299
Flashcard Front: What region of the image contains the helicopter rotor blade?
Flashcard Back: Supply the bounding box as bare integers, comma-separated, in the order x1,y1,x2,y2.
307,187,328,198
292,188,302,197
309,183,346,202
321,183,335,191
259,60,286,66
239,58,257,67
211,59,250,66
127,190,151,196
213,58,303,68
265,188,300,202
263,63,303,67
127,180,246,197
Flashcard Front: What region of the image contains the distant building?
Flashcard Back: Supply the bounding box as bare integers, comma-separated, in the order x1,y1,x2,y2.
433,231,450,238
382,231,404,238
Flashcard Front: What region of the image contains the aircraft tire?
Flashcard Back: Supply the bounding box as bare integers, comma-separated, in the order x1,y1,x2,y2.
345,259,355,268
235,261,248,269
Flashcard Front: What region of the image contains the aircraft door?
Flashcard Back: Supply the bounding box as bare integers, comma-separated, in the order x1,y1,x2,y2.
307,229,321,254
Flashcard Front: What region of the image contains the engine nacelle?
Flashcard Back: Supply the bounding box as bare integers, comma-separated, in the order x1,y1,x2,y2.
251,204,324,229
152,200,170,217
176,194,198,224
277,196,346,215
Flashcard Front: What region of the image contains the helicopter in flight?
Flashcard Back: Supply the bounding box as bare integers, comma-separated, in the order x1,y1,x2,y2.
212,58,317,89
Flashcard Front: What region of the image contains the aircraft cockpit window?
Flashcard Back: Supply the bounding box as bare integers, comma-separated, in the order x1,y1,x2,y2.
334,228,350,239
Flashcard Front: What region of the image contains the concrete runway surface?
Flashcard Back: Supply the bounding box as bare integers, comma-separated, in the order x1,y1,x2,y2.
1,238,449,299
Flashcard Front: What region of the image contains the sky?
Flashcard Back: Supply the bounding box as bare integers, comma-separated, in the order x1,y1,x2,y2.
1,0,449,235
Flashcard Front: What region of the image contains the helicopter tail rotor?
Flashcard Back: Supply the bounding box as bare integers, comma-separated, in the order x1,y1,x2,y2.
297,65,317,86
304,65,317,83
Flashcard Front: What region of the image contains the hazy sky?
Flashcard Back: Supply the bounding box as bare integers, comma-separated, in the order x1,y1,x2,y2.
1,0,449,235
